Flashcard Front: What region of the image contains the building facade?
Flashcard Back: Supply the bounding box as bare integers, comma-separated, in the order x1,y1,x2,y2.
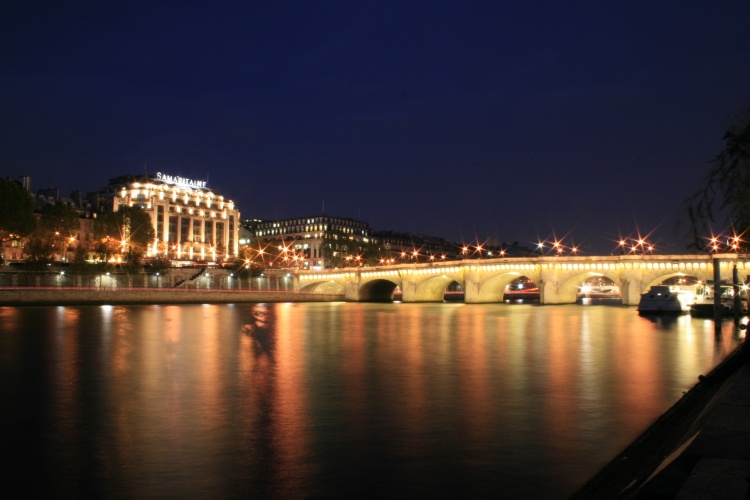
250,215,374,269
97,173,240,262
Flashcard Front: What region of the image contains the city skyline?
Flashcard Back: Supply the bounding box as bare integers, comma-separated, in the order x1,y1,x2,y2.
2,2,750,254
5,170,669,258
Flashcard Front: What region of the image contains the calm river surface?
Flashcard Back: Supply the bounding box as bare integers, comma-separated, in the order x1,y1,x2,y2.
0,302,743,499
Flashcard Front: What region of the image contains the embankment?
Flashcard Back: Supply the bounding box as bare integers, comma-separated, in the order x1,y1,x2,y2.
0,289,345,306
570,343,749,498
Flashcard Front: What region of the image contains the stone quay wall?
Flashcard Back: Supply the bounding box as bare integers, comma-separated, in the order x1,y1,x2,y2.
0,267,341,305
0,288,344,306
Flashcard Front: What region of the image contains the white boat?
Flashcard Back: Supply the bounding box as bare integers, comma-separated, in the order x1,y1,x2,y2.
637,285,692,315
578,284,621,297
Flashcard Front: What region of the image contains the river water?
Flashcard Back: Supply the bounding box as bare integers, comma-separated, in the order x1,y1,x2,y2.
0,301,742,499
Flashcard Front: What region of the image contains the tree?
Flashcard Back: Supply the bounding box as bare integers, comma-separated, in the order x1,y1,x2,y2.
40,202,79,236
121,206,155,260
40,202,80,260
687,106,750,248
24,234,54,264
0,178,36,241
94,206,155,263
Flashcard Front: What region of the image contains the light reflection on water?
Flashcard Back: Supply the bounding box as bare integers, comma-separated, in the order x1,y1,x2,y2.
0,303,742,499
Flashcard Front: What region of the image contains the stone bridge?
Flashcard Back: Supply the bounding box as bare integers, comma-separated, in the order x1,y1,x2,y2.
292,254,750,305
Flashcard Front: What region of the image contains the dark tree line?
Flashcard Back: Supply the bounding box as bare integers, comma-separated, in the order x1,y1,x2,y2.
0,178,36,241
687,106,750,249
0,180,155,268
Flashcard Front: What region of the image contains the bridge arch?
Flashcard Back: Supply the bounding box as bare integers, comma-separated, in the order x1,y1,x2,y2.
640,270,710,291
299,280,346,295
476,273,539,303
555,271,622,303
413,275,462,302
360,278,400,302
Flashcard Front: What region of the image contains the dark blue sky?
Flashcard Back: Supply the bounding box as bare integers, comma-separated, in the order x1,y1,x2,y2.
2,2,750,254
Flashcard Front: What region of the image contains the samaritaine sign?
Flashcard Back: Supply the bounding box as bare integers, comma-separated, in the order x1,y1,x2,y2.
156,172,208,190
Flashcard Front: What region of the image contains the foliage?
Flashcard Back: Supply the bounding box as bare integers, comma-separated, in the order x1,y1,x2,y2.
24,234,54,264
94,206,155,262
687,106,750,248
35,202,81,262
67,245,94,273
231,258,263,278
145,257,171,274
121,250,143,272
0,178,36,240
72,244,88,265
92,235,120,262
240,237,282,269
69,260,114,275
40,202,79,236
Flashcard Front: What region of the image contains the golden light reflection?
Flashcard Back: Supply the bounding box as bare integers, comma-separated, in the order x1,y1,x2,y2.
453,306,493,447
271,303,311,485
195,305,222,434
5,303,743,497
542,309,581,452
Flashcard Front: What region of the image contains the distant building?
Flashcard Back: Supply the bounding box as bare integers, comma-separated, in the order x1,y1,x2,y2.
374,230,462,262
93,172,240,261
249,215,374,269
1,238,25,262
247,215,512,268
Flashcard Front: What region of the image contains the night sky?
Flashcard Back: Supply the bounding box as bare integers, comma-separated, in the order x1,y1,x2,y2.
2,2,750,254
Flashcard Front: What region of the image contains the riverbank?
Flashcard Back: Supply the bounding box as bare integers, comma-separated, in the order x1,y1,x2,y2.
571,341,750,498
0,288,345,305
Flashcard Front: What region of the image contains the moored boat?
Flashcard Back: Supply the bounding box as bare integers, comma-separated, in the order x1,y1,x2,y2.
578,284,621,298
637,285,692,315
690,281,748,318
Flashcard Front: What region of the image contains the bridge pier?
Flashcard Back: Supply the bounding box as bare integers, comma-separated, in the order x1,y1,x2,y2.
539,280,558,304
401,278,417,302
344,281,360,301
618,273,642,306
463,273,481,303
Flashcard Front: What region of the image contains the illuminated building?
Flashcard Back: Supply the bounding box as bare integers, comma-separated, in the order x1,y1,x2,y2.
250,215,373,269
96,173,240,261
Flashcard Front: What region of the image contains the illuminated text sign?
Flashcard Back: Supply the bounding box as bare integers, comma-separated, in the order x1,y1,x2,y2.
156,172,208,190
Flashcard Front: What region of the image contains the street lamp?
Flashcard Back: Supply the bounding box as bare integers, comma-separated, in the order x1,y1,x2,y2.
617,239,627,255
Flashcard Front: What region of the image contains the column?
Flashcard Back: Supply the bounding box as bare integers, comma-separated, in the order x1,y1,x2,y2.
161,206,169,246
176,215,182,250
223,219,229,256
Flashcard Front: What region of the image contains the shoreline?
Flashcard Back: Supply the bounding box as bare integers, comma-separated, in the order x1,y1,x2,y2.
570,343,749,498
0,288,345,306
